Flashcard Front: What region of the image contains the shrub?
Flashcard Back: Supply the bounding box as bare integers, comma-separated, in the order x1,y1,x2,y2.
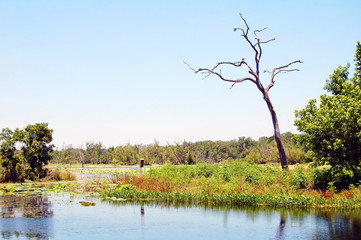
43,169,76,181
313,167,359,191
58,171,76,181
290,166,309,189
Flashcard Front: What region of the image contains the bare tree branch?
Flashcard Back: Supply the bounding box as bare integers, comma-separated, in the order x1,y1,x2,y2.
184,60,257,86
258,38,276,45
185,14,302,170
254,28,267,36
274,60,303,70
275,69,301,76
266,60,303,91
239,13,249,36
183,61,197,72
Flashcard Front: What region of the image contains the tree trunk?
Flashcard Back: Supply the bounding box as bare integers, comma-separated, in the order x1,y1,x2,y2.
186,15,300,170
264,93,288,169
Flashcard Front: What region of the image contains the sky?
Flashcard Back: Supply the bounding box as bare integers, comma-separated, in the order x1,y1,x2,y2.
0,1,360,148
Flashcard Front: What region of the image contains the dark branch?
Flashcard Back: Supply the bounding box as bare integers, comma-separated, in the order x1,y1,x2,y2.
265,60,303,91
185,14,300,170
239,13,249,36
275,69,301,76
254,28,267,35
275,60,303,70
183,61,256,86
258,38,276,45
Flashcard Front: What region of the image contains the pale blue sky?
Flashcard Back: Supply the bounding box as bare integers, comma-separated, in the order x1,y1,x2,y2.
1,1,360,148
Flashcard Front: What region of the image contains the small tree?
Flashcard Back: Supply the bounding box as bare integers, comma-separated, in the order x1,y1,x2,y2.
0,123,54,181
0,128,23,181
295,42,361,178
186,14,301,169
21,123,54,178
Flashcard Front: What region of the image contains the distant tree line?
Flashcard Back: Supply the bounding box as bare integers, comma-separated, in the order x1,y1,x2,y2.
50,133,307,166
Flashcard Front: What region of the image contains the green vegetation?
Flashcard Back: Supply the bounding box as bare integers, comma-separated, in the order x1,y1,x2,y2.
2,161,361,208
101,162,361,208
1,43,361,209
51,133,306,166
0,123,54,182
295,42,361,188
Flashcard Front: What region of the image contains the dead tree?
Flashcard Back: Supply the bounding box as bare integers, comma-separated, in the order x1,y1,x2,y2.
185,15,302,169
78,145,85,168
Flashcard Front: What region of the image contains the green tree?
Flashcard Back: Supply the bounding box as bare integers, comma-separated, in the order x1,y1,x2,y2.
85,142,107,164
0,123,54,181
295,42,361,178
19,123,54,179
0,128,23,181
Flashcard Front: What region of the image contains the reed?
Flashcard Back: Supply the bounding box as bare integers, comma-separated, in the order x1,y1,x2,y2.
101,162,361,208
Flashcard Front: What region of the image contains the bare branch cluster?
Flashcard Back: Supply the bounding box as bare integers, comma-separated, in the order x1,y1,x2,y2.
185,14,302,170
185,14,302,95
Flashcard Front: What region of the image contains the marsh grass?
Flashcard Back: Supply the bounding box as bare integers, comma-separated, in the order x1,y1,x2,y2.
42,169,76,181
5,162,360,208
101,162,361,208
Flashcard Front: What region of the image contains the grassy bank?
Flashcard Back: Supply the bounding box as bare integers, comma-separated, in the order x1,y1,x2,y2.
2,161,361,209
101,162,361,208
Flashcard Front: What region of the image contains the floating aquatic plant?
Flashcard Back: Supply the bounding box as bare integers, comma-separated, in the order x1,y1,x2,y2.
79,201,96,206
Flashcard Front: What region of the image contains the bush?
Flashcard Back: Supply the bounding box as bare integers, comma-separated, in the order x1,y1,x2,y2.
43,169,76,181
58,171,77,181
290,166,309,189
313,167,360,191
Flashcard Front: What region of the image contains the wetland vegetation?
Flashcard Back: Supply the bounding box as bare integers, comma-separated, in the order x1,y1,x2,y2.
1,41,361,238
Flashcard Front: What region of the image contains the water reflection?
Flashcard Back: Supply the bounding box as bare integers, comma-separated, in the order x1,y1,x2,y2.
105,200,361,240
272,208,361,240
1,195,361,239
140,205,145,217
311,210,361,240
275,212,286,239
0,195,53,239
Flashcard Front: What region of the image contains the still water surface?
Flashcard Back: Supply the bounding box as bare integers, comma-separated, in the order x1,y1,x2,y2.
1,194,361,240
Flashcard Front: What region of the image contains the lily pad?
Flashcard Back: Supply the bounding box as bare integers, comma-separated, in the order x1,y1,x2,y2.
79,201,96,206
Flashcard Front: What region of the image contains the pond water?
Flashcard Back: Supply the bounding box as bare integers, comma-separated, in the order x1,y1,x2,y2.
1,194,361,240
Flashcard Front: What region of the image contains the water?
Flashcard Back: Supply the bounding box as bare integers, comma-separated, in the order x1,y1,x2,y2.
1,194,361,240
74,166,155,179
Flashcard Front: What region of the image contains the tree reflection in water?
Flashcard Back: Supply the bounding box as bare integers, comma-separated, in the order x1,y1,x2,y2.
272,208,361,240
1,196,361,239
0,195,53,239
314,210,361,240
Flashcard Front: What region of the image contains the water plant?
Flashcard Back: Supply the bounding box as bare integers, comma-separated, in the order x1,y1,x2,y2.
100,162,361,208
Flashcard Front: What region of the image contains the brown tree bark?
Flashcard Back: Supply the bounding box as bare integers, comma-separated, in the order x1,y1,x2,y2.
263,92,288,169
185,14,301,170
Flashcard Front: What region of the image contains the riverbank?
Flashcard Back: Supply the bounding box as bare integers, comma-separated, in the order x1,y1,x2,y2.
100,162,361,209
2,161,361,209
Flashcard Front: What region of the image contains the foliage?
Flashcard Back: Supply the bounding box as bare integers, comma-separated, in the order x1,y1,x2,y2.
313,167,361,191
43,169,76,181
118,161,315,195
102,189,361,208
0,128,24,182
0,123,54,182
21,123,54,178
101,162,361,208
51,134,307,166
244,133,306,164
85,142,113,164
4,162,360,209
295,42,361,185
111,144,139,165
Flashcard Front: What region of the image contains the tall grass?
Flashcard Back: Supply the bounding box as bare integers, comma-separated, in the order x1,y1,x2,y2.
102,161,361,208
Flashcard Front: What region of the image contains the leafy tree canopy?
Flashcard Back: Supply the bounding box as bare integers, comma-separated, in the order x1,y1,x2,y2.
295,42,361,177
0,123,54,182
